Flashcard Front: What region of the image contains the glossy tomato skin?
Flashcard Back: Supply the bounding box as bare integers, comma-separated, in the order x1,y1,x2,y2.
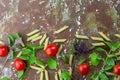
45,44,58,57
0,46,8,57
113,64,120,75
14,58,26,71
78,63,90,75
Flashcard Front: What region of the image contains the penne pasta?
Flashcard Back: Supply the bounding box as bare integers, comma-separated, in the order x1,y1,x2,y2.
98,32,110,41
17,51,22,57
92,42,105,46
31,35,42,42
56,45,63,57
54,25,69,34
40,71,44,80
26,29,40,36
75,35,89,39
45,70,49,80
55,72,59,80
44,37,49,50
115,34,120,38
53,39,66,43
69,54,74,66
69,67,72,76
91,36,104,41
30,66,43,71
58,69,62,80
39,33,47,45
27,33,40,41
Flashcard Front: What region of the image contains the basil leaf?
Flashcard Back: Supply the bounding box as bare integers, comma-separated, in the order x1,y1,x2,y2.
96,47,107,54
104,41,113,49
105,65,113,71
111,42,120,51
8,34,14,46
91,74,99,80
14,33,20,40
61,55,69,64
27,44,44,51
99,72,108,80
19,56,29,60
35,60,46,68
13,51,18,60
60,71,70,80
18,70,24,79
47,58,58,69
90,52,101,66
78,57,86,65
22,49,32,54
28,55,36,65
1,77,10,80
105,58,115,66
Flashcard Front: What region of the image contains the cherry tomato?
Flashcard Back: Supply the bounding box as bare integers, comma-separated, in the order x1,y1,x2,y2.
0,46,8,57
45,44,58,57
78,63,90,75
113,64,120,75
14,58,26,71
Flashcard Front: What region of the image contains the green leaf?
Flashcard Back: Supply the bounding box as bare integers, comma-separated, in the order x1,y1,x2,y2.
104,41,113,49
19,56,29,60
22,49,32,54
8,34,14,46
35,60,46,68
111,42,120,51
105,65,113,71
91,74,99,80
105,58,115,66
1,77,10,80
18,70,24,79
28,55,36,65
78,57,86,65
14,33,20,40
99,72,108,80
96,47,107,54
60,71,70,80
61,55,69,64
90,52,101,66
27,44,44,51
12,51,18,60
47,58,58,69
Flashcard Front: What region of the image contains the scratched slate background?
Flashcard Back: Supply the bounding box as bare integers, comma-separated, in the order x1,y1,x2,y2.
0,0,120,80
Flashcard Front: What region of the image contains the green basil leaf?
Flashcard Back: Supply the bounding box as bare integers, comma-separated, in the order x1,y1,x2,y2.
105,65,113,71
96,47,107,54
35,60,46,68
18,70,24,79
99,72,108,80
8,34,14,46
90,52,101,66
78,57,86,65
1,77,10,80
47,58,58,69
60,71,70,80
19,56,29,60
22,49,32,54
91,74,99,80
104,41,113,49
28,55,36,65
12,51,18,60
61,55,69,64
111,42,120,51
27,44,44,51
14,33,20,40
105,58,115,66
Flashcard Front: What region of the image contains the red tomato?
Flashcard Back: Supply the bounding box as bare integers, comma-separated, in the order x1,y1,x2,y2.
45,44,58,57
78,63,90,75
14,58,26,71
113,64,120,75
0,46,8,57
